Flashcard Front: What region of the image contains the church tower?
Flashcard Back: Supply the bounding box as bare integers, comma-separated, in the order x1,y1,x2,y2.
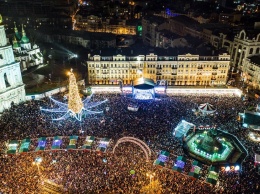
0,15,26,112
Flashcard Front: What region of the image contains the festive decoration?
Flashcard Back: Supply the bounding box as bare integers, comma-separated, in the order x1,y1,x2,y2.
140,180,163,194
41,69,107,121
198,103,216,114
68,71,83,114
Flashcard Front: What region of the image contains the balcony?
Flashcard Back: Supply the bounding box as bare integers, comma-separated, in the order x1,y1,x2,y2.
248,72,253,77
212,72,217,75
198,66,203,69
249,67,255,71
131,66,137,69
172,66,178,69
156,66,162,69
102,72,109,74
156,72,162,75
211,77,216,80
212,66,218,69
101,66,108,69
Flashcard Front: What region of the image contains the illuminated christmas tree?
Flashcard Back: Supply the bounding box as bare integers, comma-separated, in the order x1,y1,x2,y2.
41,69,107,121
68,70,83,114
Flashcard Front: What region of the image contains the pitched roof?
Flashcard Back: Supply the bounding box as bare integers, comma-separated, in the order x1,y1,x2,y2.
170,15,199,27
143,15,167,25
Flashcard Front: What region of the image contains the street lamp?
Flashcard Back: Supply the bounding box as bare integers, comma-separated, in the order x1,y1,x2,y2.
146,172,155,184
33,157,43,175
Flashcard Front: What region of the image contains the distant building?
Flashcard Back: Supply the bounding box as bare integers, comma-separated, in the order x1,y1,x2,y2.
75,15,137,35
0,0,76,29
219,13,242,24
11,23,43,71
87,53,230,86
142,15,167,47
0,15,26,112
30,28,117,49
156,30,189,49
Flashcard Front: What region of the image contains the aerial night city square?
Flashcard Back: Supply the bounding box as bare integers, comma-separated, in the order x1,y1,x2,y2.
0,0,260,193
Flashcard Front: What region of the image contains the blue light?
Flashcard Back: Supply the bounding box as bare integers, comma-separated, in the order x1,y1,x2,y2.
243,123,248,127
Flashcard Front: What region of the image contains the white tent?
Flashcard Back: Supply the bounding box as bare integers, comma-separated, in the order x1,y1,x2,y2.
257,104,260,112
173,120,195,138
198,103,216,114
255,153,260,164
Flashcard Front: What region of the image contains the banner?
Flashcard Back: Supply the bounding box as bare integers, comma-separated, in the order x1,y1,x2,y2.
51,136,62,150
7,140,19,154
19,138,31,153
153,151,169,167
188,160,202,179
36,137,47,151
82,136,95,150
206,166,219,185
97,138,110,153
172,156,186,173
67,136,78,149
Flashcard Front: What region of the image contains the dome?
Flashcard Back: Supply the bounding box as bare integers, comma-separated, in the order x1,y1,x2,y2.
20,24,30,44
12,36,20,48
21,36,30,44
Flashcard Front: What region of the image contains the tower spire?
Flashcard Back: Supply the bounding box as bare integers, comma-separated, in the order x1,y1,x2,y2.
22,24,26,36
14,22,18,33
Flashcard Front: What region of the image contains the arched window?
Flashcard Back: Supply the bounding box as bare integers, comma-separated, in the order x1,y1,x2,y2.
256,48,260,54
4,73,11,88
240,31,245,40
249,48,254,54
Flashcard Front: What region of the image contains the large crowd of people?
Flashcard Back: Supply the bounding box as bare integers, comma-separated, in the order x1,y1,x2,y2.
0,91,259,193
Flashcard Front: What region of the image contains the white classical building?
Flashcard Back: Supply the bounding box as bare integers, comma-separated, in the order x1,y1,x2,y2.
242,55,260,90
0,16,26,112
87,53,230,86
222,30,260,71
12,23,43,71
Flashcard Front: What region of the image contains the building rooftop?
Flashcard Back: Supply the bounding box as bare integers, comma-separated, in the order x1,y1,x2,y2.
170,15,199,27
158,29,181,40
88,43,221,58
248,55,260,66
201,23,232,36
142,15,167,25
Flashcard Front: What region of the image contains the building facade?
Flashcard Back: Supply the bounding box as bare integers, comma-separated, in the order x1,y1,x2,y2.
242,55,260,90
0,16,26,112
223,30,260,72
87,53,230,86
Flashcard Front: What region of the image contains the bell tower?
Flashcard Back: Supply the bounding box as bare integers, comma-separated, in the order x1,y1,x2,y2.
0,14,26,112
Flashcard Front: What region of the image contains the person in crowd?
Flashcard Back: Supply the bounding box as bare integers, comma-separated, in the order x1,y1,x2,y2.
0,92,259,193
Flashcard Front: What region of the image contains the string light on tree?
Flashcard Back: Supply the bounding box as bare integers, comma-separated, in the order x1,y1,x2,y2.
68,69,83,115
41,69,108,122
